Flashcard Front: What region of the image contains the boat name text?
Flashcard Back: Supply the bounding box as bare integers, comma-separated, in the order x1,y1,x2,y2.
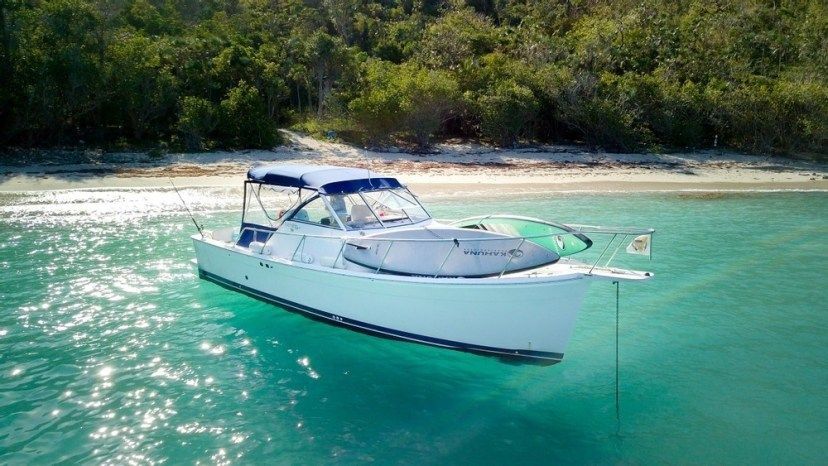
463,248,524,258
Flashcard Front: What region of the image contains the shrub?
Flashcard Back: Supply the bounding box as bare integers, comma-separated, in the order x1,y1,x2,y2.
476,81,539,146
176,96,217,151
707,76,828,156
218,81,280,149
347,62,405,144
650,78,707,149
349,61,460,148
415,9,499,70
551,71,646,151
106,31,178,140
605,73,706,150
401,69,460,148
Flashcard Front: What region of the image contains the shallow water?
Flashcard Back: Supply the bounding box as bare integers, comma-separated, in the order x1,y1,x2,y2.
1,188,826,464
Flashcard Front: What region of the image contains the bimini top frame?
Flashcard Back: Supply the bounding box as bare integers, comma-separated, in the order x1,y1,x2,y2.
240,165,431,239
247,164,403,194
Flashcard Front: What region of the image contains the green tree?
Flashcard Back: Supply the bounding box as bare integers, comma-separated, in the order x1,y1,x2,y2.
177,96,217,151
707,76,828,155
11,0,106,143
304,31,354,117
416,9,499,70
120,0,179,35
350,61,460,148
106,31,178,139
476,81,539,146
219,81,279,148
552,70,648,151
254,44,290,120
0,0,825,157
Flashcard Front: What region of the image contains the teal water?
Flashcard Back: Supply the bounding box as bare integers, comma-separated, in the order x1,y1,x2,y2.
1,188,826,464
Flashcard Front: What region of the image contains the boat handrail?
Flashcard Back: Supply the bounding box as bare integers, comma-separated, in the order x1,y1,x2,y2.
231,222,653,277
234,224,652,244
450,215,654,236
563,224,655,236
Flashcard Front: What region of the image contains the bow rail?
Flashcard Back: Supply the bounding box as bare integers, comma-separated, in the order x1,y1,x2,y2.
205,218,653,278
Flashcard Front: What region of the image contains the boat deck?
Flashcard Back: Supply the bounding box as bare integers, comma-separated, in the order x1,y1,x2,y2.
507,259,654,282
197,233,653,283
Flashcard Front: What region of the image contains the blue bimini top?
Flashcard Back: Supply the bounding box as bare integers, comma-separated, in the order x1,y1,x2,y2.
246,164,403,194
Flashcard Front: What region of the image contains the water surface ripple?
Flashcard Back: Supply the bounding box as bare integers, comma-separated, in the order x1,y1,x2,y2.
0,188,826,464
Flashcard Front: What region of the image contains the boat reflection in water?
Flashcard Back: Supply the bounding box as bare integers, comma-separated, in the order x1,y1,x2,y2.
192,164,655,364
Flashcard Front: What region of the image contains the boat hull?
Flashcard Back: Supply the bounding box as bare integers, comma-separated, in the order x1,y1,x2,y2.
193,237,591,364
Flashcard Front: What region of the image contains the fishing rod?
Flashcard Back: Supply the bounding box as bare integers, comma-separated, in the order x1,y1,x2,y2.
169,178,204,238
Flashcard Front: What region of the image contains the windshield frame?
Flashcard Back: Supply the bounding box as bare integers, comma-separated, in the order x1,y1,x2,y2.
242,181,305,227
241,182,431,231
350,187,431,230
283,193,348,230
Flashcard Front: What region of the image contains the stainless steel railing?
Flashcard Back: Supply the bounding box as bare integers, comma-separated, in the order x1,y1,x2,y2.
228,219,654,278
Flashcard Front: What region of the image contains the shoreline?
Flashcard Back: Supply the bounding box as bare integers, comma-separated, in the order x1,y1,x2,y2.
2,131,826,193
1,177,825,195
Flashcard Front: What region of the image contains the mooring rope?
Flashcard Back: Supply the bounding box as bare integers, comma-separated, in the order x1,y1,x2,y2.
169,178,204,238
614,280,621,432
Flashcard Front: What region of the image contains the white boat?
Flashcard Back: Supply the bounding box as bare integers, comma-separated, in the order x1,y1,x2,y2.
191,164,655,364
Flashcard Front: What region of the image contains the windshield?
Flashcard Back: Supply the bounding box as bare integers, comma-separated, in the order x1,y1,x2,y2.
242,184,430,231
243,184,302,226
359,188,430,225
326,188,430,230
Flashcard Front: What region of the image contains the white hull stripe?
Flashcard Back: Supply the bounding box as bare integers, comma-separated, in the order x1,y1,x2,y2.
198,269,564,364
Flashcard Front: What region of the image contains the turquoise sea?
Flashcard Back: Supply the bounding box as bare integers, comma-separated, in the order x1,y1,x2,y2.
1,187,826,464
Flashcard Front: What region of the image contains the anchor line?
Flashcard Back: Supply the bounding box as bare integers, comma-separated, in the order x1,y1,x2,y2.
169,178,204,237
614,280,621,431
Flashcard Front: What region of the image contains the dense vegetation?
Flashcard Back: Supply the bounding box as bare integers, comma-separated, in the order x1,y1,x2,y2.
0,0,826,157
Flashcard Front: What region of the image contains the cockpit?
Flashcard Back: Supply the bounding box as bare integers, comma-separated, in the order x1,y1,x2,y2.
238,165,431,245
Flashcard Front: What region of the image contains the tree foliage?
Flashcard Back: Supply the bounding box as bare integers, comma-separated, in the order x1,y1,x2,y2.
177,96,217,151
476,81,539,146
219,81,280,148
349,61,459,148
0,0,824,157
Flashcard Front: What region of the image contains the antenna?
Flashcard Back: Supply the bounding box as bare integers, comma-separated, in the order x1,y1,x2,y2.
169,178,204,238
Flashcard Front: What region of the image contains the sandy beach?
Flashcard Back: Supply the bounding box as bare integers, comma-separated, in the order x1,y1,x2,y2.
1,130,826,194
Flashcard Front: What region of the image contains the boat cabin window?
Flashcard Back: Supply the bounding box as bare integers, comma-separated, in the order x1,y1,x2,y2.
288,196,341,228
243,184,301,227
328,193,383,230
315,188,431,230
360,188,430,226
242,183,431,231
